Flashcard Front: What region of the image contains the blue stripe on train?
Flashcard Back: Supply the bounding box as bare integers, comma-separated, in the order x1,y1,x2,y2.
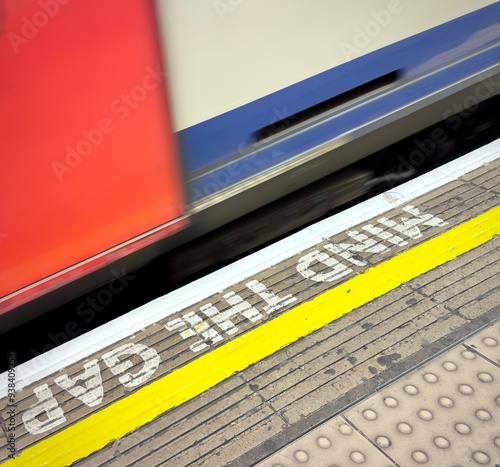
188,46,499,202
177,3,500,202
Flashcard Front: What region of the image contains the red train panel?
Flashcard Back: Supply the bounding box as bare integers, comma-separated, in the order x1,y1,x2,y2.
0,0,185,314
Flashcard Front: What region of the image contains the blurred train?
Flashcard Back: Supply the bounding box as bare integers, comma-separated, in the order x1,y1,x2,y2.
1,0,499,330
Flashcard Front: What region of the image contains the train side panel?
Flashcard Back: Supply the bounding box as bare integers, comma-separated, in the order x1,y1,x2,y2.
0,0,185,314
156,0,500,202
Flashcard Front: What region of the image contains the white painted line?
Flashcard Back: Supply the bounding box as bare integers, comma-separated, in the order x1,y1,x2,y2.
2,139,499,397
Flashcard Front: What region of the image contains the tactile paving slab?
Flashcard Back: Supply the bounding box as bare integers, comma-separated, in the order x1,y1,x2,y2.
466,322,500,366
345,342,500,466
259,324,500,466
257,415,395,467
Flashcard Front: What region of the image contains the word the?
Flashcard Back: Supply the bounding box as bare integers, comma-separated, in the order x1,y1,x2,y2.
166,279,296,352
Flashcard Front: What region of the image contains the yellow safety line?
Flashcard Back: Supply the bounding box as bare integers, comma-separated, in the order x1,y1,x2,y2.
6,205,500,466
